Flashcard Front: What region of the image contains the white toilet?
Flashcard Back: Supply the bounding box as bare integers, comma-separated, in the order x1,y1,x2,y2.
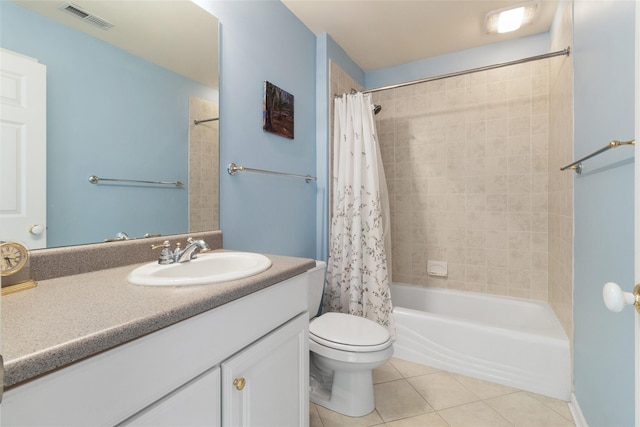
307,261,394,417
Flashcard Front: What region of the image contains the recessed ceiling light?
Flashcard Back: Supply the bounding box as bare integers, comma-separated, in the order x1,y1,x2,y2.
485,1,539,34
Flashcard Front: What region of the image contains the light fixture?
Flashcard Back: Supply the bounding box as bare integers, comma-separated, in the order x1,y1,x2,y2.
485,1,539,34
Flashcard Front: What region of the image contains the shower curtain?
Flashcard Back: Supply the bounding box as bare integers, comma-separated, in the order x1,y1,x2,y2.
324,92,395,338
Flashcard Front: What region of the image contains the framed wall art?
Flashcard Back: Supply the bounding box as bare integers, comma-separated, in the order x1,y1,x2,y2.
263,81,294,139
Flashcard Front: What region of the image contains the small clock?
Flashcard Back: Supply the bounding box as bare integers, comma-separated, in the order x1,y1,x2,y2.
1,241,29,277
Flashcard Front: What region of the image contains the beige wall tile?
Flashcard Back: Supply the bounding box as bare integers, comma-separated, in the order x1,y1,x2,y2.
330,22,573,338
189,97,219,232
548,1,574,344
372,59,551,300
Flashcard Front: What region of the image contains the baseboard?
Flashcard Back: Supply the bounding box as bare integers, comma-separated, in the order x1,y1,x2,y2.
569,393,589,427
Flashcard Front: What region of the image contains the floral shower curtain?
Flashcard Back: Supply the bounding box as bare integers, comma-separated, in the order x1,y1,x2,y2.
324,92,395,339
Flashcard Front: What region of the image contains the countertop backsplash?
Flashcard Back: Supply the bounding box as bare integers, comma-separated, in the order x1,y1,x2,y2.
29,231,223,281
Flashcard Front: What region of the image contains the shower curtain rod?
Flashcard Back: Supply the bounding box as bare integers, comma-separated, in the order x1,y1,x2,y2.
362,46,571,94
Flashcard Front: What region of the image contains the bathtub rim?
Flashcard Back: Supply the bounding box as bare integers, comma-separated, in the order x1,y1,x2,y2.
389,282,572,401
390,282,569,341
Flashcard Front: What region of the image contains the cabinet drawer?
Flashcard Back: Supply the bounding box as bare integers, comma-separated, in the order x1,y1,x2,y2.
120,367,221,427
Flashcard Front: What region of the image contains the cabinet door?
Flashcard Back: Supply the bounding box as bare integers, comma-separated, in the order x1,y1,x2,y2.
222,313,309,427
120,367,220,427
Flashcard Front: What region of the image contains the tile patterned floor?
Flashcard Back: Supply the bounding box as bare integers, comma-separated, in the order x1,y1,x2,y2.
310,358,575,427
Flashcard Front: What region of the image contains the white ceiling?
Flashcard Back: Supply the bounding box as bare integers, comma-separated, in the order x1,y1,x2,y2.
11,0,218,88
12,1,558,85
281,0,560,72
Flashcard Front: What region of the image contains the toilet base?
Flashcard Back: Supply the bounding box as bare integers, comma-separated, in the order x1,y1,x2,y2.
310,368,376,417
307,312,394,418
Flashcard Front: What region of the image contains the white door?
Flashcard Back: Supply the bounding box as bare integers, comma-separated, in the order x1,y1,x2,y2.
222,313,309,427
0,48,47,249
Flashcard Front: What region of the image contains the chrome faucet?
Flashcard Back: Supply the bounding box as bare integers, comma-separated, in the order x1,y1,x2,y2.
151,238,210,264
174,238,210,263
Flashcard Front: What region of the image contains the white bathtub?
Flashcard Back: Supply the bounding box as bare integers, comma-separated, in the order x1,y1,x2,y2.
390,283,571,401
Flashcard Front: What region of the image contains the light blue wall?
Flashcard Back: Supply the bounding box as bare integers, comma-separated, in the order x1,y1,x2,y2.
315,34,331,262
366,33,550,89
1,2,216,247
197,1,317,258
325,35,366,89
315,34,366,261
573,1,636,425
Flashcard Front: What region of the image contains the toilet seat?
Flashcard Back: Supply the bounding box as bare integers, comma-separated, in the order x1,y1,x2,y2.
310,312,391,353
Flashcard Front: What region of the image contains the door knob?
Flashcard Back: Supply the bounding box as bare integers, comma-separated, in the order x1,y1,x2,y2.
602,282,640,313
29,224,44,235
233,377,246,391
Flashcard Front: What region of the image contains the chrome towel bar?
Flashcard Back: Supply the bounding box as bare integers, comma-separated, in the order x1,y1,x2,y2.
194,117,219,125
227,163,317,183
88,175,184,187
560,139,635,174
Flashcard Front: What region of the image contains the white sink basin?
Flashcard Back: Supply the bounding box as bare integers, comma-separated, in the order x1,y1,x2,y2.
127,251,272,286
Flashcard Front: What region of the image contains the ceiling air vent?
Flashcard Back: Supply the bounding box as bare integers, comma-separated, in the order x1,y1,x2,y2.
58,2,114,30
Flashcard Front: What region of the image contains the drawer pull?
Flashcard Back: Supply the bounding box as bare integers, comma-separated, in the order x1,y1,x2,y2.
233,377,246,391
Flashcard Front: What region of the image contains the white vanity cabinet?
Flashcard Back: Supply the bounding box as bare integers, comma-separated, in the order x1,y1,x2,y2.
122,367,222,427
2,273,309,427
222,314,308,426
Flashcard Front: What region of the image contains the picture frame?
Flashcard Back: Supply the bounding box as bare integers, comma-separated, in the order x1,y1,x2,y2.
263,81,294,139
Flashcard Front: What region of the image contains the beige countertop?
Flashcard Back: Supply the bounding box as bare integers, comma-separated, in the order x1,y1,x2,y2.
1,252,315,388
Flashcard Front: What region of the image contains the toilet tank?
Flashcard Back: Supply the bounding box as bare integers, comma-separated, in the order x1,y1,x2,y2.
307,261,326,319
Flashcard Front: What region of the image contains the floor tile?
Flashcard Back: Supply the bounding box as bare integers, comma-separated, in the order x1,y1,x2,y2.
373,360,403,384
386,412,450,427
486,391,575,427
316,404,384,427
438,401,513,427
527,392,573,421
450,372,519,399
389,357,440,378
310,403,324,427
310,358,575,427
408,372,479,410
374,378,434,422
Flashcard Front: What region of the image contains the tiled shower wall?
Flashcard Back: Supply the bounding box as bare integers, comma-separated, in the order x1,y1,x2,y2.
372,61,552,300
329,60,364,142
548,1,574,339
189,96,219,232
329,40,574,338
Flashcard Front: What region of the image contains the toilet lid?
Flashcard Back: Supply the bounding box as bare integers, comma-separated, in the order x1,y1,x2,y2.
309,312,391,350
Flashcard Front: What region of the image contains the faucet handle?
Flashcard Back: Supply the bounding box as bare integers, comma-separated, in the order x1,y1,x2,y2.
151,240,174,265
150,240,171,250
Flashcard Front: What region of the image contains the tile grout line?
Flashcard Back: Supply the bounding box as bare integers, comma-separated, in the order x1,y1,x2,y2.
403,370,518,427
313,358,575,427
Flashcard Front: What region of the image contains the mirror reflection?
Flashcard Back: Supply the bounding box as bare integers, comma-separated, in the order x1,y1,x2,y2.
0,0,219,250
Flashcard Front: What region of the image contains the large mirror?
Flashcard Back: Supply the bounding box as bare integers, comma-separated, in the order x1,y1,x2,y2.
0,0,219,249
